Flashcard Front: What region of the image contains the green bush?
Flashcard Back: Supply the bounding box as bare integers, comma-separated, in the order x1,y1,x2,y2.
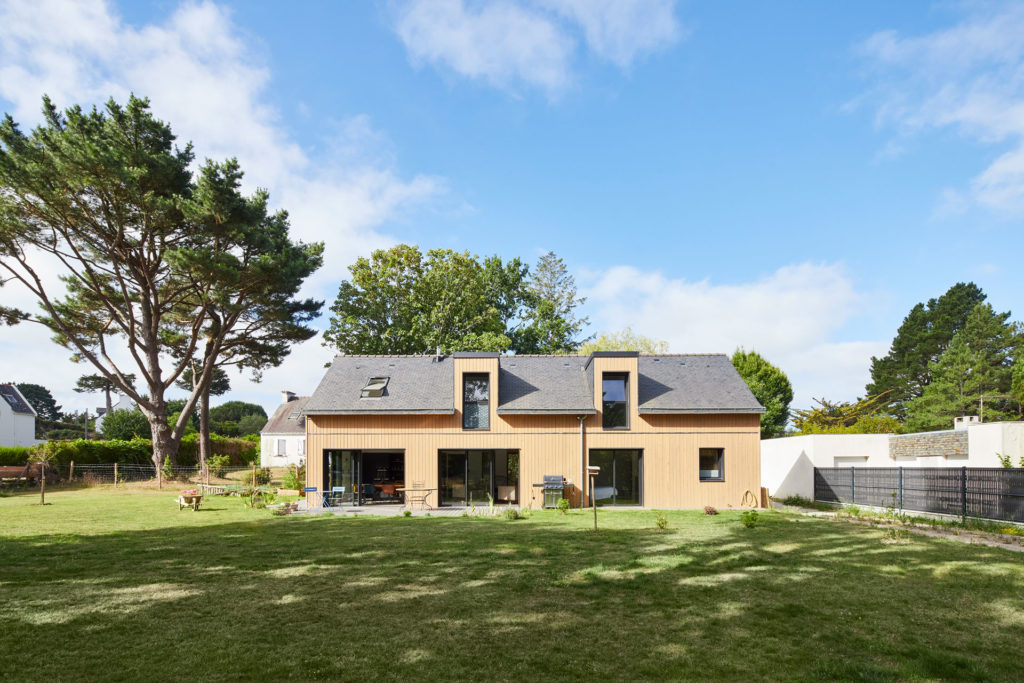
740,511,760,528
0,446,31,466
242,467,272,486
207,454,231,478
100,408,150,440
502,508,521,521
781,495,814,507
654,510,669,530
556,498,570,515
178,434,258,466
281,466,305,490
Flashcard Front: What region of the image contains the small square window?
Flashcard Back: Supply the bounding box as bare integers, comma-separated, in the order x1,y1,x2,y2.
699,448,724,481
276,439,287,456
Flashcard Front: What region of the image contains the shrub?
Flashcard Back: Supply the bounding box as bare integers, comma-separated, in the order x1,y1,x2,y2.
0,446,31,466
100,408,151,440
281,465,305,490
403,510,412,517
242,467,272,486
781,495,814,507
178,434,258,466
207,455,231,478
740,510,760,528
654,510,669,530
502,508,521,521
161,455,174,481
556,498,570,515
704,505,718,515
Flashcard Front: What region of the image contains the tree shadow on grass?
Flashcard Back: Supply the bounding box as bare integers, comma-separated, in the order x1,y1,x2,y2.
1,512,1022,681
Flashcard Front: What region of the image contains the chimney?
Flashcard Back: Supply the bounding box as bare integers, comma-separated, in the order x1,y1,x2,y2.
281,390,296,404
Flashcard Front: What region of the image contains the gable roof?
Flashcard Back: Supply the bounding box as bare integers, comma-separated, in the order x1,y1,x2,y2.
0,384,36,416
304,356,455,415
637,355,765,414
261,396,309,434
497,356,594,414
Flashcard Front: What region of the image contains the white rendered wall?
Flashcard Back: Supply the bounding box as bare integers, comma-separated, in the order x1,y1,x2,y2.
0,406,38,448
968,422,1024,467
260,433,306,468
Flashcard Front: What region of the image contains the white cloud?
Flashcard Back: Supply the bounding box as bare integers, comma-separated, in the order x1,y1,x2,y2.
857,4,1024,214
391,0,681,95
582,263,888,409
0,0,444,415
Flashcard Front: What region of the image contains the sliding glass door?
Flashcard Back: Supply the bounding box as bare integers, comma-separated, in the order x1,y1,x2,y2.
589,449,642,506
325,449,359,504
438,450,519,505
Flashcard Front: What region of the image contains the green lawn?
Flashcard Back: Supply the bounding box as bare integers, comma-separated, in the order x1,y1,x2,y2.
2,488,1023,681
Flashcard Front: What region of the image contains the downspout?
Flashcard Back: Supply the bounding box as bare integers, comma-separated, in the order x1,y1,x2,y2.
578,414,588,509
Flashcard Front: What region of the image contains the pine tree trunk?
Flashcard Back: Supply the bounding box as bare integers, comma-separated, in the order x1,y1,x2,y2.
104,387,112,415
149,415,178,473
199,389,211,470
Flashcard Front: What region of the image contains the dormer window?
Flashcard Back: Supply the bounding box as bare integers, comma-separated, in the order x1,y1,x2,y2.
361,376,389,398
602,373,628,429
463,374,490,430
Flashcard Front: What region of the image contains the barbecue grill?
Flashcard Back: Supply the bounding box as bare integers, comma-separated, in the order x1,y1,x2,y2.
535,475,566,509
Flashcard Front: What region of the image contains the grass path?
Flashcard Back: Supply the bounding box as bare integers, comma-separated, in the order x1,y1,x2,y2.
2,487,1023,681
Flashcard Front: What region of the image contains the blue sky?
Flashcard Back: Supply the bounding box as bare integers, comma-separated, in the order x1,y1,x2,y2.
1,0,1022,416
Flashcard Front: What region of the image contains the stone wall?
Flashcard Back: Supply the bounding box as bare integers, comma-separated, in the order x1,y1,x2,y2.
888,430,968,459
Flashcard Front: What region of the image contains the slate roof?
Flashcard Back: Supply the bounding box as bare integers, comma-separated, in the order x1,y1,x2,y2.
302,353,764,416
637,355,765,414
497,356,595,414
304,356,455,414
0,384,36,415
261,396,309,434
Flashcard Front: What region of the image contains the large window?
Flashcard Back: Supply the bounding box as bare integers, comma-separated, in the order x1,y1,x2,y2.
602,373,628,429
463,373,490,430
699,448,725,481
439,450,519,505
589,449,642,505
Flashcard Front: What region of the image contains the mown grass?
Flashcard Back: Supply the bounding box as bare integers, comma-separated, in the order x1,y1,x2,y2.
2,487,1023,681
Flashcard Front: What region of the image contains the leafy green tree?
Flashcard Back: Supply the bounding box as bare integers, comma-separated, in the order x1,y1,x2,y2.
904,303,1022,431
15,383,61,420
730,349,793,438
100,408,151,440
237,413,267,436
209,400,267,424
74,373,136,415
867,282,987,418
0,96,322,471
1012,354,1024,417
579,327,669,354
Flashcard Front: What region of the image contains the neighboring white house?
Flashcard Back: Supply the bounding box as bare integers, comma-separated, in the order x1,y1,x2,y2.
763,419,1024,499
94,395,137,435
260,391,308,467
0,384,39,447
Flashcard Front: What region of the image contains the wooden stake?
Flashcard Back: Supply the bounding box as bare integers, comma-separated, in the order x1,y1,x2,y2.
40,463,46,505
69,460,75,482
114,462,118,487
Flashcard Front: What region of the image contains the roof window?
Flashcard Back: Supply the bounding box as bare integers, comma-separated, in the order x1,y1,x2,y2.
361,376,389,398
289,412,301,420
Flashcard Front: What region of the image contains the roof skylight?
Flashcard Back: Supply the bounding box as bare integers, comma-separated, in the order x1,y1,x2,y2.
361,376,389,398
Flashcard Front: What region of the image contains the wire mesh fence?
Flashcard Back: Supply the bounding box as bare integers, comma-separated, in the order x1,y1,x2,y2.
69,463,259,485
815,466,1024,523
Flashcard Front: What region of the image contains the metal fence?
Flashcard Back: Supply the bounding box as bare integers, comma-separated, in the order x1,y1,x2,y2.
70,463,258,485
814,467,1024,523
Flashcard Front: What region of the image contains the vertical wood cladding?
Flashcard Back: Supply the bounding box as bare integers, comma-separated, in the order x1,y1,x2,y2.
306,356,761,509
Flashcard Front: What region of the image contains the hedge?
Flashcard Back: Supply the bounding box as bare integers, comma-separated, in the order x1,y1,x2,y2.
10,435,259,469
0,446,32,466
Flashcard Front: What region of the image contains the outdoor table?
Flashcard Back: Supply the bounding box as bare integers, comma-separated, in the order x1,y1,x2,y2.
396,487,435,509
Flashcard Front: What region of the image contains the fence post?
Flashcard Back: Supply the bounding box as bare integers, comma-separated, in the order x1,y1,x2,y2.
850,466,855,504
897,467,903,512
69,460,75,483
114,462,118,487
961,466,967,519
252,462,257,487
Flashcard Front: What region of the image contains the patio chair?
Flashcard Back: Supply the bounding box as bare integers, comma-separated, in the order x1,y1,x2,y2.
360,483,376,503
324,486,345,508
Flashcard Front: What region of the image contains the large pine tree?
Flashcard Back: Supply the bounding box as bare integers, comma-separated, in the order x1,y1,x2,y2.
866,282,986,418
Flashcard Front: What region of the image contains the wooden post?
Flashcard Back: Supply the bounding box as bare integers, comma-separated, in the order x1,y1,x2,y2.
40,462,46,505
252,462,257,488
69,460,75,483
590,472,597,532
114,462,118,487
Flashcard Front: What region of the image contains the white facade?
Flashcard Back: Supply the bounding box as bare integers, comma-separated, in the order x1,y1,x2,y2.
259,433,306,468
0,385,39,447
762,422,1024,499
94,395,137,435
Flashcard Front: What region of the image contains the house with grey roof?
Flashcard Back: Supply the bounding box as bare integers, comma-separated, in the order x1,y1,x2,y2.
303,351,765,510
260,391,309,467
0,383,39,447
